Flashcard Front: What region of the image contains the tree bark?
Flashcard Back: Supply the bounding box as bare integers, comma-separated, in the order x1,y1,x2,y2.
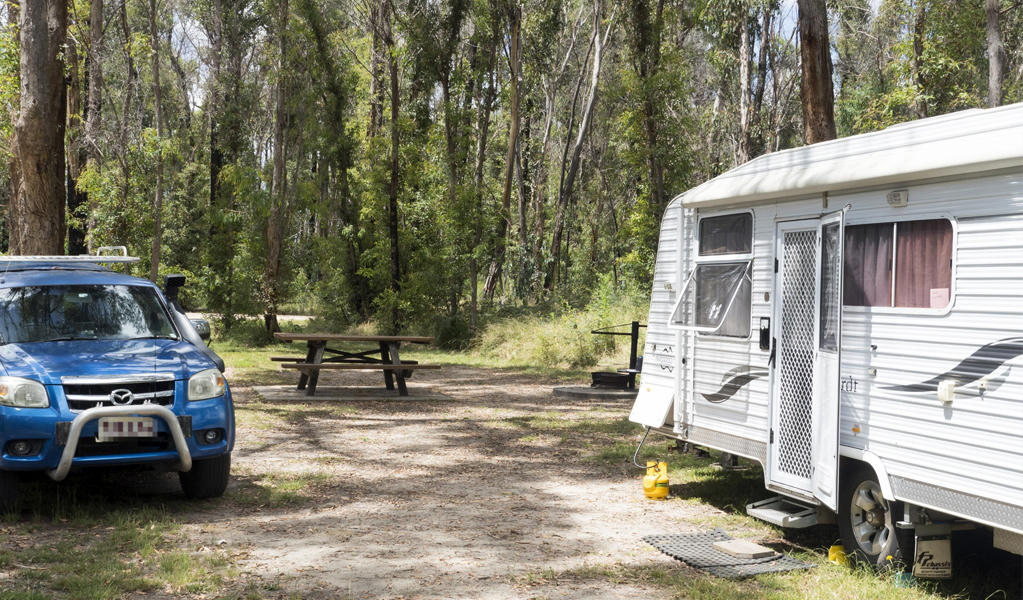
384,0,402,332
910,0,927,119
630,0,667,207
209,0,224,238
736,7,752,164
986,0,1005,108
7,1,20,242
10,0,67,255
149,0,165,282
83,0,103,252
66,26,88,255
118,0,137,227
469,21,498,330
368,1,384,138
264,0,289,335
797,0,836,144
483,4,521,300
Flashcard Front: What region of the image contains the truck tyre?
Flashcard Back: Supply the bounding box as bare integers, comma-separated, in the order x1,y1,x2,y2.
179,453,231,500
0,470,19,512
838,464,905,568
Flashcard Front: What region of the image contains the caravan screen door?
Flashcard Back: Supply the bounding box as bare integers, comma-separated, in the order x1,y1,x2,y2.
768,213,843,506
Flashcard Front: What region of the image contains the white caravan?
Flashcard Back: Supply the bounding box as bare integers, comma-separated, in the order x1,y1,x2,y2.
629,103,1023,574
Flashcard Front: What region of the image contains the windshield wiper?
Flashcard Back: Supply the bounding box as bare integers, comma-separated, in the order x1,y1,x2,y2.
46,336,98,342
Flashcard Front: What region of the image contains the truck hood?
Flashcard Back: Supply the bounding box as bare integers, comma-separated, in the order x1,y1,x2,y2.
0,339,216,385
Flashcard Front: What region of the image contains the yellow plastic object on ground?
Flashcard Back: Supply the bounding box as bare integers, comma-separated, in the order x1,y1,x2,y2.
643,461,670,500
828,544,850,567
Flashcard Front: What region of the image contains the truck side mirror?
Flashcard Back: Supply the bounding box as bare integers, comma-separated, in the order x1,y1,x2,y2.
190,318,212,343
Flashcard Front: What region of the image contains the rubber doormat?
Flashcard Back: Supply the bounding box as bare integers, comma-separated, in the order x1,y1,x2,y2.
644,528,815,578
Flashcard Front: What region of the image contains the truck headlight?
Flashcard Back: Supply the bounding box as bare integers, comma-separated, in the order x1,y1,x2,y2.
188,369,225,401
0,377,49,408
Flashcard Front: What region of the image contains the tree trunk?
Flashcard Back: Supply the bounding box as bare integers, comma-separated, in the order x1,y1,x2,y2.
384,0,402,332
368,1,384,138
469,23,498,330
209,0,224,242
149,0,164,283
736,7,752,165
910,0,926,119
548,2,615,291
751,3,772,155
797,0,836,144
986,0,1005,108
7,1,19,244
630,0,667,207
84,0,103,252
483,4,521,301
66,27,88,255
10,0,67,255
118,0,137,228
264,0,289,336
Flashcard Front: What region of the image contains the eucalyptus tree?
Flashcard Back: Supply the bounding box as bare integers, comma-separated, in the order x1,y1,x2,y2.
796,0,836,143
10,0,66,255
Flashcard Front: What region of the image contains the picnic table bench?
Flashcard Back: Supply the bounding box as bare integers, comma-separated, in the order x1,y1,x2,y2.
273,333,439,396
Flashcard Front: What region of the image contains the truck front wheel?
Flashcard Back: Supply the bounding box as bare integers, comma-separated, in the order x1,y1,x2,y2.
838,464,906,568
179,453,231,500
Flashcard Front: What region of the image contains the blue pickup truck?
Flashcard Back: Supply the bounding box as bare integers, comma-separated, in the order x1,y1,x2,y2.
0,255,235,508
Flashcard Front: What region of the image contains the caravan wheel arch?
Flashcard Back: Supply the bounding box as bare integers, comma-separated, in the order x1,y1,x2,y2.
838,449,894,501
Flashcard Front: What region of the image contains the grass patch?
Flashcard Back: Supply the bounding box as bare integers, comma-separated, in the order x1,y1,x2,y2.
228,471,332,508
0,504,231,599
538,560,965,600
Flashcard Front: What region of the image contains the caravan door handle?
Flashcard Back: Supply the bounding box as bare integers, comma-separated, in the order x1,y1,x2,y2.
768,338,776,368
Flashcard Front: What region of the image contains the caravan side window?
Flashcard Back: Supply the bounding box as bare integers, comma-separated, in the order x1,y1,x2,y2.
844,218,953,309
670,213,753,337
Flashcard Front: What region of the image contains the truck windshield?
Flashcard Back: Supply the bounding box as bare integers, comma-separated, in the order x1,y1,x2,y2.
0,285,178,344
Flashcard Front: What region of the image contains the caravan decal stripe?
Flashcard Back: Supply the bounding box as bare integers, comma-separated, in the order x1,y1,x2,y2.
885,337,1023,393
701,367,769,403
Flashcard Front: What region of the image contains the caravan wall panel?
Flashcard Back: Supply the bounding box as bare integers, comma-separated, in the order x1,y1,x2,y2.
837,171,1023,525
630,200,686,428
683,206,776,464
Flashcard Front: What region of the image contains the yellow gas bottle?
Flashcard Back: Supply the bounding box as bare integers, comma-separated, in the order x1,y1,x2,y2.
643,461,669,500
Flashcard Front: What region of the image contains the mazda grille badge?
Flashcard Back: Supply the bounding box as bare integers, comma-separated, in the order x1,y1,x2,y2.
110,389,134,406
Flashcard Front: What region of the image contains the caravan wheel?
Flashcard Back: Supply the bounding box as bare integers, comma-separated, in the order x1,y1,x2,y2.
838,465,905,568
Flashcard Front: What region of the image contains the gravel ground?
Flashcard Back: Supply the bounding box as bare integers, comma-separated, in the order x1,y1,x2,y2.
203,365,713,599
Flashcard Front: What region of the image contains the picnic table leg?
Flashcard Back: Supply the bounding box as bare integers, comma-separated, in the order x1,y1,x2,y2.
380,342,395,391
387,342,409,396
299,342,326,395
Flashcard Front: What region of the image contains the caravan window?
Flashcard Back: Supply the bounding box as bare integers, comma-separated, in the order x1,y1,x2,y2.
844,219,952,309
699,214,753,255
670,212,753,337
670,263,752,336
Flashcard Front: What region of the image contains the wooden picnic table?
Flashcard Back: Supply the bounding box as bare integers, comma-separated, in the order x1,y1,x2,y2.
273,333,438,396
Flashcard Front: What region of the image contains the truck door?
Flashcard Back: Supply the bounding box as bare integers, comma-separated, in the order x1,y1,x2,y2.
768,211,843,508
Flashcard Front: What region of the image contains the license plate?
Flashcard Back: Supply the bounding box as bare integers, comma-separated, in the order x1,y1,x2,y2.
97,417,155,442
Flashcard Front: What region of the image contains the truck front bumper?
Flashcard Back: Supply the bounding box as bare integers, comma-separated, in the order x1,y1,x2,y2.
46,405,193,481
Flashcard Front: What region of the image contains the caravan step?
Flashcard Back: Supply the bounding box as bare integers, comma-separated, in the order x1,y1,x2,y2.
746,496,818,528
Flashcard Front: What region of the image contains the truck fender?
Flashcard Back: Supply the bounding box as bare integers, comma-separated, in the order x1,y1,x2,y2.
839,447,895,500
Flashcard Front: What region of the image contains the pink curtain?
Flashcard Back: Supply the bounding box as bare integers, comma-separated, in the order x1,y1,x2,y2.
894,220,953,308
844,224,892,307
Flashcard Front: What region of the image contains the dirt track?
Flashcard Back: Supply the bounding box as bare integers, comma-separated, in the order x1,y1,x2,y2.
202,365,714,599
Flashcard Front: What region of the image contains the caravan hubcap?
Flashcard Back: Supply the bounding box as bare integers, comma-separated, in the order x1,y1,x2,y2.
849,480,892,556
